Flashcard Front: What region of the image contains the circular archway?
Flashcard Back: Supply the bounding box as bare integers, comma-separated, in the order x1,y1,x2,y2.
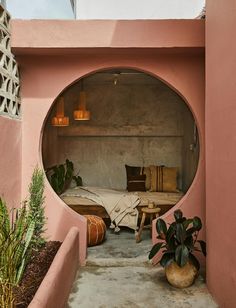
42,68,200,222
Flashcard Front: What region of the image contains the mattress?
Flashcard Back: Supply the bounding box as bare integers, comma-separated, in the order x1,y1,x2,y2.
61,188,184,207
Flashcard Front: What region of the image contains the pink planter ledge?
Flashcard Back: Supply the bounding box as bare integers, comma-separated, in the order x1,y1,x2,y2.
29,227,80,308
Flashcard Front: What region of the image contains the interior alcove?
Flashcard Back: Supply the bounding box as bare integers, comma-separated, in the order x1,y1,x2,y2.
42,68,199,218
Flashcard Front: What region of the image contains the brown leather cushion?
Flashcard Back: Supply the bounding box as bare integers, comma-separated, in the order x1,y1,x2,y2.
127,174,146,192
125,164,142,177
84,215,106,247
125,165,149,191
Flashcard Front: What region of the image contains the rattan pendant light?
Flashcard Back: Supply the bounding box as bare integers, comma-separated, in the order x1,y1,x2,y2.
74,79,90,121
51,96,69,126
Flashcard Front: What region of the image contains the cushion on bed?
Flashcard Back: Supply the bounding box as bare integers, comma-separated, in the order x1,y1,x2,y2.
127,174,146,192
149,165,179,192
125,164,142,177
125,164,150,190
142,167,151,191
85,215,106,247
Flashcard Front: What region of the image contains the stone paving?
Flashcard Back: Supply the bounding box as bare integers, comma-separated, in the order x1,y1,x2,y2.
67,229,217,308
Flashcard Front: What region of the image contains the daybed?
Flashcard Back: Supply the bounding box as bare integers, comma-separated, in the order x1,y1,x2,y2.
61,188,183,219
60,165,184,231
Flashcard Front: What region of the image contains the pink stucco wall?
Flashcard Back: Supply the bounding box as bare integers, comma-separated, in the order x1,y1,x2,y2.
20,90,87,265
11,20,204,51
12,20,205,265
206,1,236,306
0,116,21,208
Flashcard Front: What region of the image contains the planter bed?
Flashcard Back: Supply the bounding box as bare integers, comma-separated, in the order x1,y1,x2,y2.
14,241,61,307
15,227,80,308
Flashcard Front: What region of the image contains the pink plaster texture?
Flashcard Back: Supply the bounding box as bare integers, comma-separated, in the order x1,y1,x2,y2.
11,20,204,52
20,92,87,264
0,116,21,208
206,0,236,306
29,227,79,308
11,19,205,265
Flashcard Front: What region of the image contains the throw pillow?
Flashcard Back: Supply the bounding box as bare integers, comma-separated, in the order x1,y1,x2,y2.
125,164,142,177
127,174,146,192
125,164,150,191
142,166,151,191
149,165,178,192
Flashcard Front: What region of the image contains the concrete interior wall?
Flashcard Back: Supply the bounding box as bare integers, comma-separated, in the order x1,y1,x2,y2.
43,70,198,192
42,119,59,168
182,107,200,192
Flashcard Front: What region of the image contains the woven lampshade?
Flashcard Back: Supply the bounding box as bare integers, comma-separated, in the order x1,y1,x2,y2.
74,89,90,121
51,97,69,127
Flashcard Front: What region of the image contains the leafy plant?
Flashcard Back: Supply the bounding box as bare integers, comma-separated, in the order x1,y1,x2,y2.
0,167,47,305
72,174,83,186
47,159,82,194
148,209,206,271
28,167,46,248
0,199,35,305
0,282,14,308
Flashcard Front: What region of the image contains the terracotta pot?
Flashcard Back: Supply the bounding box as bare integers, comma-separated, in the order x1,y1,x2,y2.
165,261,198,288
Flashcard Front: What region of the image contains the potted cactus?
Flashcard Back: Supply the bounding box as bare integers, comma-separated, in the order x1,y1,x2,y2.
149,209,206,288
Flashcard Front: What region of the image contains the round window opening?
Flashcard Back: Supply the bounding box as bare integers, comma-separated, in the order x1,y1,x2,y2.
42,68,200,227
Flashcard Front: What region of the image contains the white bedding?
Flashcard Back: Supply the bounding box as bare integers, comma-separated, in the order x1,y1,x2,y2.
61,189,184,206
61,186,140,231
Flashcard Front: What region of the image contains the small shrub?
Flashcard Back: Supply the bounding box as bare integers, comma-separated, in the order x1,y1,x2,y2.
28,166,46,248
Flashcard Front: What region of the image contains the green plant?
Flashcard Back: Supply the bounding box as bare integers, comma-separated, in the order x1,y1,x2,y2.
28,167,46,248
0,198,35,305
0,282,14,308
47,159,82,194
0,167,47,304
72,174,83,186
148,209,206,270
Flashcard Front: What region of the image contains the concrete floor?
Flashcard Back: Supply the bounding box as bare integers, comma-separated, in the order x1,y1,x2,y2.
87,228,152,265
67,228,217,308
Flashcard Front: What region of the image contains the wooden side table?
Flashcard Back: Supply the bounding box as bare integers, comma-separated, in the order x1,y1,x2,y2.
136,206,161,243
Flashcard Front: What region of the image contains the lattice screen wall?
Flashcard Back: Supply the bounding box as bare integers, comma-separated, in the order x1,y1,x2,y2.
0,5,21,118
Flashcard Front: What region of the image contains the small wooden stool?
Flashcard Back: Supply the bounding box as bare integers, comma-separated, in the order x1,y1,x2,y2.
136,206,161,243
